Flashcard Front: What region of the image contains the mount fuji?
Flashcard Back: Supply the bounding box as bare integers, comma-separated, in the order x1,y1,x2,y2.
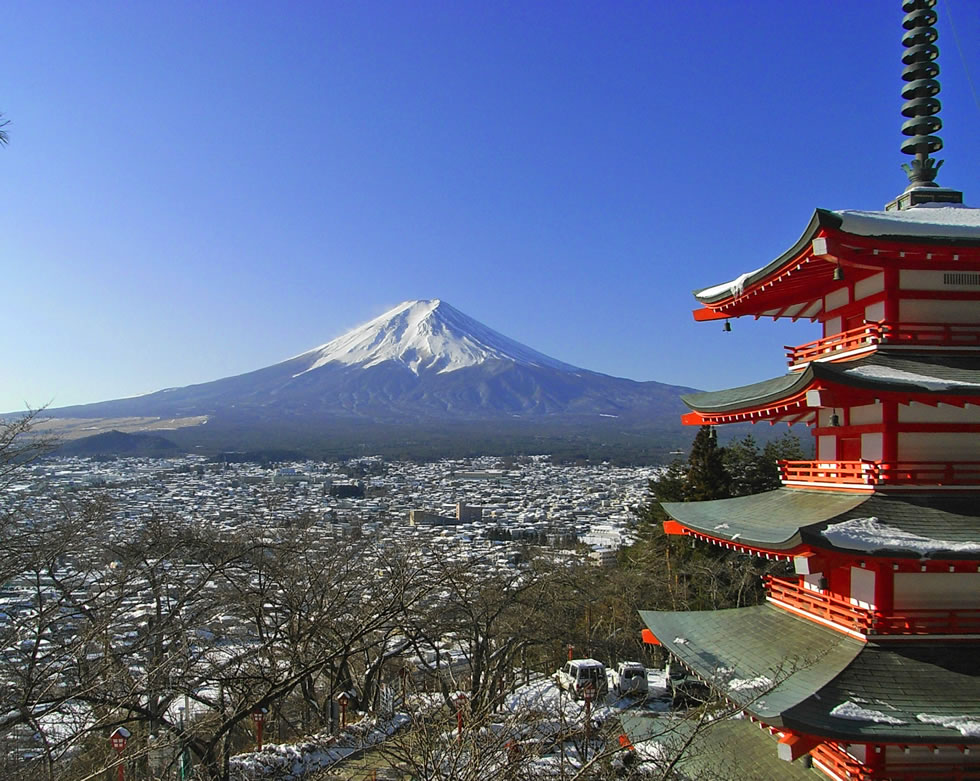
45,300,697,457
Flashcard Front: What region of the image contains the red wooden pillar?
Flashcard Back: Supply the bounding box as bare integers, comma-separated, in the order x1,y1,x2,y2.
874,560,896,618
881,401,898,473
882,268,899,324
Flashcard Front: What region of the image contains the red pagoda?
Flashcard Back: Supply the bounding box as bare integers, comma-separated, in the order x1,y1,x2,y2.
633,2,980,778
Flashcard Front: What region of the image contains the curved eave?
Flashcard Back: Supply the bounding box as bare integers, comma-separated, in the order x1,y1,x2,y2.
692,207,980,321
681,354,980,425
661,489,980,559
661,488,870,552
680,367,816,425
639,604,980,744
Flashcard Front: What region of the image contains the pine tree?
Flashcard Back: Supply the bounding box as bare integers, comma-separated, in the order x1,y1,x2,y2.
685,425,730,500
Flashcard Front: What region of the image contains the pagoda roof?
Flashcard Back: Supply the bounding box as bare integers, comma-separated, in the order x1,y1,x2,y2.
619,711,824,779
639,604,980,743
661,488,980,558
681,353,980,421
692,204,980,321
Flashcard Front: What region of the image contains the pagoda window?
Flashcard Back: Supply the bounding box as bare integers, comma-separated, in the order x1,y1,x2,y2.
854,272,885,300
893,573,980,611
817,435,836,460
898,431,979,461
825,286,850,314
849,567,876,610
850,404,883,425
885,744,979,766
899,269,980,291
824,315,842,336
860,433,882,461
900,297,978,323
802,572,826,591
863,299,885,322
898,402,980,424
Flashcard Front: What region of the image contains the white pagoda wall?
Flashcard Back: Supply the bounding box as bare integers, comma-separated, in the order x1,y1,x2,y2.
899,298,978,323
893,573,980,610
897,432,979,460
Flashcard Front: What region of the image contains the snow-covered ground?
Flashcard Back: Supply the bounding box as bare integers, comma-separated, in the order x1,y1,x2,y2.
229,669,671,780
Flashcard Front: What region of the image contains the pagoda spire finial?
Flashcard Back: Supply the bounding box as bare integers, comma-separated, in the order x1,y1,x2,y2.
888,0,963,209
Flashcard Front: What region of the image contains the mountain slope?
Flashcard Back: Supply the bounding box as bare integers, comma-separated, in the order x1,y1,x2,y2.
47,300,696,441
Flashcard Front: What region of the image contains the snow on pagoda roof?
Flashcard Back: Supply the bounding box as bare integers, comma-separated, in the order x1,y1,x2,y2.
660,488,980,558
694,203,980,304
822,516,980,556
638,604,980,742
837,202,980,239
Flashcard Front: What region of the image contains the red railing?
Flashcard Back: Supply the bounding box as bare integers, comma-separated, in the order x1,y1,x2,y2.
884,763,980,780
779,460,980,488
881,321,980,348
785,321,980,367
779,460,877,487
765,576,873,633
872,610,980,635
785,323,882,366
877,461,980,486
810,742,872,780
766,576,980,637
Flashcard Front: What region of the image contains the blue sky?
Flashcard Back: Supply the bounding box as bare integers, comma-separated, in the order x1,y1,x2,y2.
2,1,978,413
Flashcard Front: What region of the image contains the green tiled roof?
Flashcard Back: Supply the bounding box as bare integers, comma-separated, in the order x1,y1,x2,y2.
695,207,980,305
638,605,863,723
661,489,980,558
681,354,980,414
619,711,823,780
639,604,980,744
682,373,807,413
661,488,868,549
784,642,980,742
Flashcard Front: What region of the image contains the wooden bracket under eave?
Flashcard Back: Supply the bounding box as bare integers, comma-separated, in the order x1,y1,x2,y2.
777,733,822,762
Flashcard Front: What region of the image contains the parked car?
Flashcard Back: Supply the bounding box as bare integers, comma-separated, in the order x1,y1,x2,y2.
665,661,710,707
610,661,648,696
556,658,608,700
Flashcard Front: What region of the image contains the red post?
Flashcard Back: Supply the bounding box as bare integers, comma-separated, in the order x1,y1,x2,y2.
250,707,268,751
567,644,574,661
456,693,467,742
109,727,130,781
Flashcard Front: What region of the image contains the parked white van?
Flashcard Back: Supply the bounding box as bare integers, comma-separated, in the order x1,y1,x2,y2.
556,658,608,700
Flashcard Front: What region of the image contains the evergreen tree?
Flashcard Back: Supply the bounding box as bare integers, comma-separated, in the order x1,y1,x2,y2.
685,425,730,500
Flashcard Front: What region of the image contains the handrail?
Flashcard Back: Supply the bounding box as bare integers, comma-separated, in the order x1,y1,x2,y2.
779,460,877,485
810,742,872,780
873,610,980,635
779,460,980,487
785,321,980,367
765,576,873,632
785,323,882,365
882,763,980,780
766,576,980,636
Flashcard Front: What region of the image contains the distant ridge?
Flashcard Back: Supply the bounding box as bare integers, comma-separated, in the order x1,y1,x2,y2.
57,430,181,457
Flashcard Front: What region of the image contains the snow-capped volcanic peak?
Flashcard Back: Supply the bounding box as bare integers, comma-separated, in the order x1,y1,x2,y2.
296,299,578,376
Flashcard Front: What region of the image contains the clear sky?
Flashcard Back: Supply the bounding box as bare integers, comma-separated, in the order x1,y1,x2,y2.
2,1,978,413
